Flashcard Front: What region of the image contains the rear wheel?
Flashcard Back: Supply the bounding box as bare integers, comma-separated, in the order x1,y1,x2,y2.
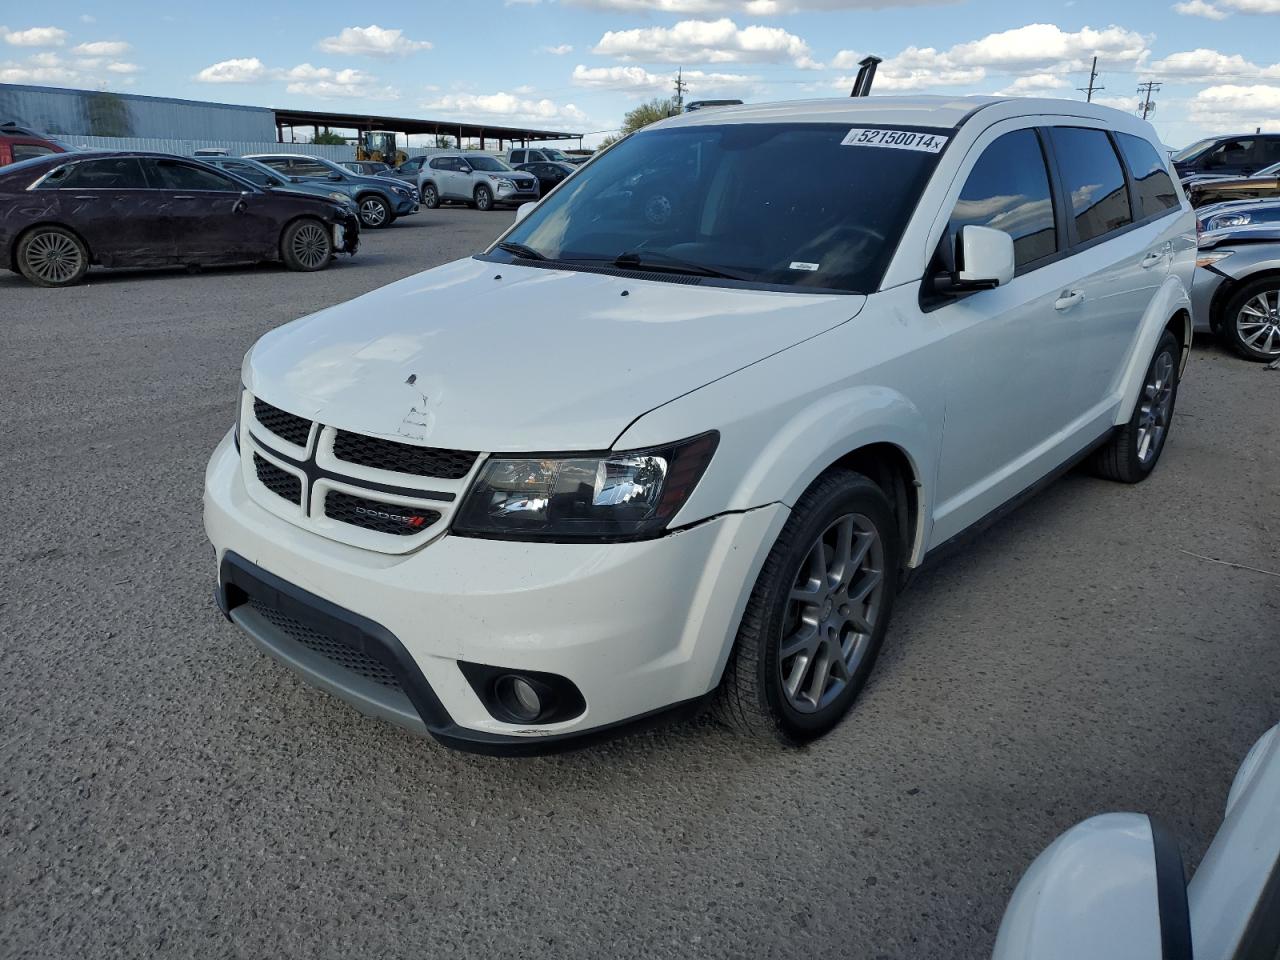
422,183,439,209
717,469,899,745
16,226,89,287
280,219,333,272
358,195,391,228
1092,329,1180,482
474,185,494,211
1221,278,1280,362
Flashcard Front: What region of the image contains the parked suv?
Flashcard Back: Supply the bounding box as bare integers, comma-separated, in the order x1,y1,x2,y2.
199,156,360,215
418,154,538,210
206,97,1194,754
507,146,585,166
1173,134,1280,179
246,153,418,228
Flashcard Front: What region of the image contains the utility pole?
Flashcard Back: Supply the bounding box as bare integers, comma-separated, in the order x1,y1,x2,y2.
673,68,687,114
1137,80,1161,120
1078,56,1103,102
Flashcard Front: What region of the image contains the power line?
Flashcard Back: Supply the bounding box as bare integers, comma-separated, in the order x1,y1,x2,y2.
1078,56,1104,102
1137,80,1162,120
673,68,687,113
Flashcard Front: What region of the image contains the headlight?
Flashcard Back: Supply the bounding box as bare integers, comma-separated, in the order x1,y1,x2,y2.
1208,212,1251,229
327,191,348,202
1196,250,1234,268
490,176,515,188
453,433,718,542
392,186,409,197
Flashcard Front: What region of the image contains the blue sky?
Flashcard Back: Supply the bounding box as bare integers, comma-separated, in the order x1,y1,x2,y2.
3,0,1280,148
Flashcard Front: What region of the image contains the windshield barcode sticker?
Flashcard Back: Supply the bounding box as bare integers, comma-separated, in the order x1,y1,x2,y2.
789,262,820,272
841,128,949,153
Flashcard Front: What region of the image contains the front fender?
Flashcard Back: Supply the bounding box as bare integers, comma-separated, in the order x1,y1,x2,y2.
1115,273,1192,425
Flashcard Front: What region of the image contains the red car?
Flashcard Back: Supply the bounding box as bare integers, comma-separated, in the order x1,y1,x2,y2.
0,123,67,166
0,151,360,286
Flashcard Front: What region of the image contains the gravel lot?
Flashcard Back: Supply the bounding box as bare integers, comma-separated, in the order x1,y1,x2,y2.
2,209,1277,959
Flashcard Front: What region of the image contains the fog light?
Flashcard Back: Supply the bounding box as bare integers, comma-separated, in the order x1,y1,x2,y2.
497,675,545,722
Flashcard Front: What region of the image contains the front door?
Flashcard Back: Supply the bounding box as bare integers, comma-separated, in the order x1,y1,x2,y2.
927,126,1087,547
141,158,267,262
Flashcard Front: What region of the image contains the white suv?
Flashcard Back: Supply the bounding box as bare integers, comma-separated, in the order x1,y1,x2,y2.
205,96,1194,754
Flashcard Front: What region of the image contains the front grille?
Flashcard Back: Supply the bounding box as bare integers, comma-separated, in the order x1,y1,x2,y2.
514,178,536,190
254,398,312,447
332,430,476,479
247,598,400,688
254,453,301,504
324,490,440,536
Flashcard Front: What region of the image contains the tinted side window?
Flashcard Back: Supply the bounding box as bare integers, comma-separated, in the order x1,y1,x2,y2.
1050,127,1133,243
429,157,448,170
54,158,148,189
289,158,334,177
1258,137,1280,165
1116,133,1179,218
222,161,273,187
949,129,1057,269
511,151,525,164
13,143,56,161
148,160,239,191
1206,138,1254,169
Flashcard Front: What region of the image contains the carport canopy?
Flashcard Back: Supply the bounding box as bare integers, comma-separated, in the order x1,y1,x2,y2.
272,107,582,150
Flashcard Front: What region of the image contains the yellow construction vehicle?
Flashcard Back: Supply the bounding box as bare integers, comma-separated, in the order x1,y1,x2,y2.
356,130,407,166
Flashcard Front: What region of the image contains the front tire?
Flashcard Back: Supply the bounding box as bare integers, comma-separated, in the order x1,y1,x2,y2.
1092,329,1180,483
16,226,89,287
358,195,391,229
280,219,333,272
718,469,900,745
422,183,439,209
1221,278,1280,362
474,185,494,212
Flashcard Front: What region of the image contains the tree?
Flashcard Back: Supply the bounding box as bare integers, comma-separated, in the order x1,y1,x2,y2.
311,130,346,145
619,97,679,137
434,134,455,148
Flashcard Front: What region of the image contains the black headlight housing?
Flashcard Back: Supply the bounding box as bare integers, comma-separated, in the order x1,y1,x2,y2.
452,432,718,543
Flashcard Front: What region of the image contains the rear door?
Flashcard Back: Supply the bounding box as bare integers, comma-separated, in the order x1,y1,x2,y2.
38,157,168,265
1046,128,1180,418
929,125,1086,545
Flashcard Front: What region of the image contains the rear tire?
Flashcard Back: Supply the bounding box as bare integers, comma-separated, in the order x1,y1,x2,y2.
280,219,333,272
474,185,494,212
717,469,900,745
1220,278,1280,362
1092,329,1180,483
16,225,89,287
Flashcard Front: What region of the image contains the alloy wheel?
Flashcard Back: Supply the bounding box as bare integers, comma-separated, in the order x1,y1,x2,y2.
476,188,492,211
25,232,82,284
360,198,387,227
779,513,885,714
1236,289,1280,357
291,223,330,269
1136,348,1176,464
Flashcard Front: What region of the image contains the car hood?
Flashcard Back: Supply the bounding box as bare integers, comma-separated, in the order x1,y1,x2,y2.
246,257,865,452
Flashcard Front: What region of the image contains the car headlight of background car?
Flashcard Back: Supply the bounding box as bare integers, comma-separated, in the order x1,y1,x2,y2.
452,433,718,541
489,176,515,189
1207,213,1251,230
1196,250,1235,268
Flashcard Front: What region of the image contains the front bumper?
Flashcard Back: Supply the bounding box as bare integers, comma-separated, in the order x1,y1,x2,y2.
495,185,539,206
1191,265,1228,332
392,197,419,216
203,432,785,753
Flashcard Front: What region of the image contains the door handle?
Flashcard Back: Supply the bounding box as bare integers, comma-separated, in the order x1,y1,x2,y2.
72,195,99,200
1141,251,1165,268
1054,289,1085,311
172,195,195,199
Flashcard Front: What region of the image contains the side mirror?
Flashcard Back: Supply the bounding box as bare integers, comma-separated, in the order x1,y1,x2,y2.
994,813,1191,960
515,202,536,223
327,172,343,182
948,224,1015,291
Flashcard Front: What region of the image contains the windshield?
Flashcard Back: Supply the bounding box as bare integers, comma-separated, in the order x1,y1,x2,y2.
467,155,512,172
542,149,569,161
1173,139,1216,162
492,122,948,294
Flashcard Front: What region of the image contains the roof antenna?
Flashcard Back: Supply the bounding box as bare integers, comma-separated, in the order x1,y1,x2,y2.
850,56,882,98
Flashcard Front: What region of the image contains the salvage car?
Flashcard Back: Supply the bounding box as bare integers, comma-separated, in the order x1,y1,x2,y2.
1193,212,1280,361
205,97,1194,754
1173,133,1280,179
246,153,417,229
1,151,359,287
1186,160,1280,208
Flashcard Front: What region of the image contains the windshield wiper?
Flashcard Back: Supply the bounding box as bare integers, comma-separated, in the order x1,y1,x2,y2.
495,240,547,261
613,250,746,281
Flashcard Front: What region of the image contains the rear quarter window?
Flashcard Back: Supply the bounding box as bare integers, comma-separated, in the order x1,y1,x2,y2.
1115,133,1180,219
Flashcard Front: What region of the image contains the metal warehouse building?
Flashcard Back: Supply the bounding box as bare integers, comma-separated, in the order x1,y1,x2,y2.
0,83,277,141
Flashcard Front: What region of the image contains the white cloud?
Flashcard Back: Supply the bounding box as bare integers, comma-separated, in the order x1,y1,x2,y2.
106,61,140,74
73,40,130,56
194,57,269,83
1218,0,1280,11
1173,0,1228,18
421,91,588,127
285,63,399,99
572,63,755,95
3,26,69,47
594,17,820,67
542,44,574,55
991,72,1071,95
0,50,134,87
566,0,950,11
1150,48,1280,80
1189,83,1280,128
317,25,431,57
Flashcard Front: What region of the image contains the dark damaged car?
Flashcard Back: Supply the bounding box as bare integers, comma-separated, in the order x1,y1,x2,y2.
1,151,360,287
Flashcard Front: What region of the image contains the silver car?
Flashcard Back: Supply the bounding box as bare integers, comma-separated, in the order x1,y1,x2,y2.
417,154,539,211
1193,205,1280,361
